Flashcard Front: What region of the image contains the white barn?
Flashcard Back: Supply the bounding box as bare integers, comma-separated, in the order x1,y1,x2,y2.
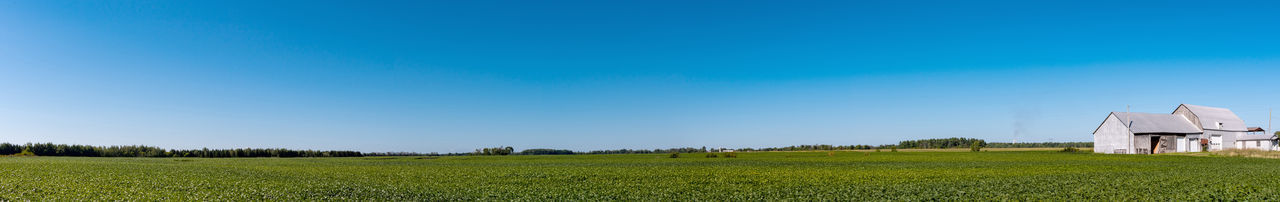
1093,104,1277,154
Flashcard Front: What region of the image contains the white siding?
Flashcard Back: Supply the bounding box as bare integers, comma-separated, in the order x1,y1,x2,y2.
1241,140,1273,151
1210,135,1224,151
1224,131,1244,151
1187,136,1203,152
1176,137,1187,152
1202,131,1246,151
1094,114,1133,154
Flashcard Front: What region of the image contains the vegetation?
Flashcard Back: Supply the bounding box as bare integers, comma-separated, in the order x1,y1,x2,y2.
986,142,1092,148
2,151,1279,200
0,138,1094,158
7,149,35,157
519,149,575,155
587,147,705,154
1060,147,1081,152
741,144,879,152
475,146,515,155
897,137,986,149
0,143,362,158
1200,149,1280,159
733,139,1087,152
364,152,454,156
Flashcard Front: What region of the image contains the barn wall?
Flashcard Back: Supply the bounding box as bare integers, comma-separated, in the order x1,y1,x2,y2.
1129,134,1181,154
1223,131,1243,150
1243,140,1262,150
1203,130,1243,151
1173,106,1202,129
1155,135,1178,153
1094,114,1132,154
1186,134,1205,152
1133,135,1152,154
1238,140,1275,151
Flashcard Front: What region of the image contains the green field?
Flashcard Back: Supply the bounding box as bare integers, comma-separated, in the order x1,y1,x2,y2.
2,151,1279,200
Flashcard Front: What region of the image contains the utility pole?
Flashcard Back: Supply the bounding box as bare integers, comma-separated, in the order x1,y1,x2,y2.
1127,105,1133,154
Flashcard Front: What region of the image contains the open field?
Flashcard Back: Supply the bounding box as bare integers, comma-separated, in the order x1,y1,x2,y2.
2,151,1279,200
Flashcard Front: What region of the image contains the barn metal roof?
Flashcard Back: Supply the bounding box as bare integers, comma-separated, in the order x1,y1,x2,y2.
1179,104,1248,132
1111,112,1203,133
1237,135,1277,141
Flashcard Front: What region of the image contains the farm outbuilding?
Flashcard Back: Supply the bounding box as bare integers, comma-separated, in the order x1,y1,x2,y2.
1092,104,1277,154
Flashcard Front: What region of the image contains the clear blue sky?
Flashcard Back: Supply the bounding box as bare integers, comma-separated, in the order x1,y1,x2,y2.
2,1,1278,153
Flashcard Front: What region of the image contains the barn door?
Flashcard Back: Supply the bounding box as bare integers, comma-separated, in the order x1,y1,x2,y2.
1210,135,1223,151
1188,138,1202,152
1151,136,1162,154
1175,137,1186,152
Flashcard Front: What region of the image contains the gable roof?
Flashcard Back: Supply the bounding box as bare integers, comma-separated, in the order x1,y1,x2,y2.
1178,104,1247,131
1110,112,1202,133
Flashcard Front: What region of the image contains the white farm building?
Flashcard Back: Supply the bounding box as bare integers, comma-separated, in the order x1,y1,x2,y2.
1093,104,1277,154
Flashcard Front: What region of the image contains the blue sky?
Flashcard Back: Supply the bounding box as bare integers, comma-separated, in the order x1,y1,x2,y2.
1,0,1278,152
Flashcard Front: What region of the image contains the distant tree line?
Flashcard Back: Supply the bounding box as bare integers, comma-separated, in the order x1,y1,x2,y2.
737,144,882,152
364,152,470,156
985,142,1092,148
452,139,1092,156
0,143,363,157
522,139,1092,155
519,149,575,155
1,138,1097,158
475,146,515,155
584,147,706,154
584,149,654,154
896,137,987,149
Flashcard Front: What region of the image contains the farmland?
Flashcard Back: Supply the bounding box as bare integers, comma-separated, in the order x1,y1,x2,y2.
2,151,1279,200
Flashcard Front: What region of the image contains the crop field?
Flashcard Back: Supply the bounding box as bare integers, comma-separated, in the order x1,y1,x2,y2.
2,151,1279,200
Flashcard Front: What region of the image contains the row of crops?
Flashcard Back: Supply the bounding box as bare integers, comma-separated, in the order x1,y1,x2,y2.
0,151,1277,200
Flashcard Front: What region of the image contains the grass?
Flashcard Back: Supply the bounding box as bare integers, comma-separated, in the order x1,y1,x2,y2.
1164,149,1280,159
1,151,1278,200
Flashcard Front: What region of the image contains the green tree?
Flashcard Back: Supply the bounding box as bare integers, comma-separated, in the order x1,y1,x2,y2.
970,142,982,152
15,148,35,156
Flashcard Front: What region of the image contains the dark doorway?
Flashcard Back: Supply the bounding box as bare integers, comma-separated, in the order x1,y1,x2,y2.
1150,136,1161,154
